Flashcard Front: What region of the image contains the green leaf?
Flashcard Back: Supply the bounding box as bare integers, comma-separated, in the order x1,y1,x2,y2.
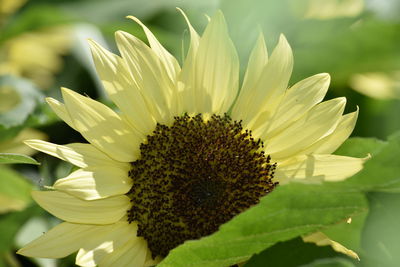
339,132,400,192
334,137,386,158
0,166,32,214
0,75,43,129
221,0,400,87
0,127,22,143
0,153,39,165
301,257,356,267
14,216,57,267
360,192,400,267
0,5,74,43
159,183,367,267
0,205,42,253
244,237,340,267
322,210,368,253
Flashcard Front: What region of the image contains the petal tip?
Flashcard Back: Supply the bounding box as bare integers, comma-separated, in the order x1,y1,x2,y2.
45,97,57,105
318,72,331,81
87,39,101,52
115,30,128,40
256,31,266,42
275,34,293,62
23,139,39,143
277,34,292,50
176,7,190,22
213,10,226,24
16,247,30,257
215,9,224,17
60,87,72,95
279,33,288,43
126,15,142,26
61,87,80,101
338,96,347,104
23,139,38,148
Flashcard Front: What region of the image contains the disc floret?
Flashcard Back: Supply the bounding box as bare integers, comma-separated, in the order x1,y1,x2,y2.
127,114,277,257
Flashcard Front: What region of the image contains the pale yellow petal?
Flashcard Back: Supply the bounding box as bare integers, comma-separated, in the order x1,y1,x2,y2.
232,34,293,130
176,8,200,115
266,97,346,159
232,32,268,123
303,232,359,260
193,10,239,114
275,154,366,183
177,8,200,54
89,39,156,135
115,31,176,123
54,167,132,200
32,191,129,224
105,238,147,267
61,88,142,162
46,97,77,130
99,237,147,267
126,15,180,82
75,222,141,267
238,32,269,104
302,108,359,154
17,222,100,258
24,140,127,169
144,252,162,267
350,71,400,100
256,73,330,138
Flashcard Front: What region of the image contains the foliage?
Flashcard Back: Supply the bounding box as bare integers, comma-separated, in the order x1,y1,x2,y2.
0,0,399,266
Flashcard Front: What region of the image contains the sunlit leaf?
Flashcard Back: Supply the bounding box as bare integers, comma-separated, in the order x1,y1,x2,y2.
160,183,367,267
338,132,400,192
334,137,386,158
322,210,368,253
0,153,39,165
0,166,32,214
361,192,400,267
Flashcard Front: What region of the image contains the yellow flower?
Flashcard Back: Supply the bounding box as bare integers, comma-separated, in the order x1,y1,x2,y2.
350,71,400,100
0,0,26,22
0,0,71,89
0,26,72,89
18,10,365,266
297,0,364,20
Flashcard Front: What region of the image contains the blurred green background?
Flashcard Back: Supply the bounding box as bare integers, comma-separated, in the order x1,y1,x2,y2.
1,0,400,266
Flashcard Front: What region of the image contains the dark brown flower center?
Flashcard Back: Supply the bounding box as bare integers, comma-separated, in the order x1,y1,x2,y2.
127,114,277,258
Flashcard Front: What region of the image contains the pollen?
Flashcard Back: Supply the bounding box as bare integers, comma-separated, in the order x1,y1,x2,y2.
127,114,277,258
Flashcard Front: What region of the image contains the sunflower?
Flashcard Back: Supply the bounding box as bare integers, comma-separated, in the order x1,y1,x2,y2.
18,9,365,267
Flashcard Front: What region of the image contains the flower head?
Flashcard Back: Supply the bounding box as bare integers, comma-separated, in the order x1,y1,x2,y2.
18,10,365,267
